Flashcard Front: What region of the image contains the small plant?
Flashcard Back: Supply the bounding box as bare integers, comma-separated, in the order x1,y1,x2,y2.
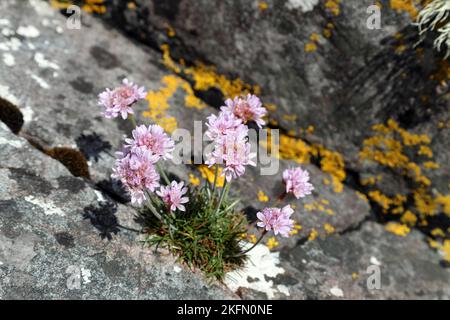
416,0,450,58
97,79,314,280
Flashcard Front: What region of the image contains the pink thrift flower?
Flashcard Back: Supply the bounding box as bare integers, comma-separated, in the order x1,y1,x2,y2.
221,94,267,128
126,124,175,160
156,181,189,212
112,147,160,206
256,205,294,237
206,127,256,182
98,78,146,120
282,167,314,199
205,110,242,142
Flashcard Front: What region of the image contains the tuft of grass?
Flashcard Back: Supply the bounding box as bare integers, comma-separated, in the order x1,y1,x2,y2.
136,184,248,281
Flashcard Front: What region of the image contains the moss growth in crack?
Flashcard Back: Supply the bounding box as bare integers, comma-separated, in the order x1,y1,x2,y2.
0,97,24,134
46,147,90,179
137,185,248,281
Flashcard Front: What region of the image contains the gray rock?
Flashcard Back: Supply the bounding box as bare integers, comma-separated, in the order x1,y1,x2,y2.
0,122,234,299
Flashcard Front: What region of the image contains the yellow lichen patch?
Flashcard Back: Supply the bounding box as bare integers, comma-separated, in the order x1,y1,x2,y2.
325,0,341,16
360,119,433,186
189,173,200,186
305,42,318,53
167,26,176,38
355,191,369,203
431,228,445,238
257,190,269,202
423,161,440,170
389,0,420,19
304,199,335,215
438,240,450,262
401,210,417,226
436,194,450,216
248,234,257,244
127,1,137,10
197,165,225,188
418,145,433,158
351,272,359,280
50,0,107,13
323,223,335,234
266,237,279,249
385,222,411,237
313,144,346,193
258,1,268,11
143,75,179,133
184,63,259,99
308,228,319,241
368,191,406,214
282,114,297,122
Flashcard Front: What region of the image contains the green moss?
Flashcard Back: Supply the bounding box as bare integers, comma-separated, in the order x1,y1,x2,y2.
0,97,24,134
46,147,90,179
138,185,248,281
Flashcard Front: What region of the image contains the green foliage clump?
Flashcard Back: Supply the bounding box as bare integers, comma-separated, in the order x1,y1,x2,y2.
137,184,248,281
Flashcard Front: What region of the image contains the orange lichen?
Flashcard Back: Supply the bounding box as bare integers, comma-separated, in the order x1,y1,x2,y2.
257,190,269,202
385,222,411,237
266,237,279,249
197,165,225,188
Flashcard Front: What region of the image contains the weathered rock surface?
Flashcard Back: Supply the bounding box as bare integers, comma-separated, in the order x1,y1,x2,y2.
0,0,449,299
0,122,234,299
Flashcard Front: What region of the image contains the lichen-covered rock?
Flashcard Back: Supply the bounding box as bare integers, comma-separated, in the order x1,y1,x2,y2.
0,122,234,299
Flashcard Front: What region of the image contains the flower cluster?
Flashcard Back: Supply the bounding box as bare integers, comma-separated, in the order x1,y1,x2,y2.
112,147,160,205
157,181,189,212
256,205,294,237
282,167,314,199
221,94,267,128
205,95,265,182
98,78,146,119
100,77,314,261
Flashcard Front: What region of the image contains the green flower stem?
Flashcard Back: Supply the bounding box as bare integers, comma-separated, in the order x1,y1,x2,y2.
129,114,137,128
156,162,171,185
212,165,219,195
237,230,268,256
214,179,228,215
145,192,163,223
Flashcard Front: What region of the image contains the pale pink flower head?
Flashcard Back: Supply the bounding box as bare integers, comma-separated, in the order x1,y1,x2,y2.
112,147,160,206
221,94,267,128
206,127,256,182
256,205,294,237
205,110,242,141
125,124,175,160
156,181,189,212
282,167,314,199
98,78,146,120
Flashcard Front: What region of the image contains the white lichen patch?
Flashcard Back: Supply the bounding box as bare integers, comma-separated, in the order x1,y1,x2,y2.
0,84,20,105
24,196,65,216
34,52,60,70
29,0,55,17
0,19,10,27
0,37,21,51
2,52,14,67
370,256,381,266
27,72,50,89
225,243,286,299
17,25,40,38
94,190,106,203
81,268,92,284
0,136,24,148
20,105,34,123
330,286,344,298
2,28,13,37
173,265,182,273
285,0,319,12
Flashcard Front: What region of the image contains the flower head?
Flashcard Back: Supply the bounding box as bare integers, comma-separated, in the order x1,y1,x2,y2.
125,124,175,160
221,94,267,128
156,181,189,212
256,205,294,237
205,110,242,142
206,127,256,182
98,78,146,120
112,147,160,205
282,167,314,199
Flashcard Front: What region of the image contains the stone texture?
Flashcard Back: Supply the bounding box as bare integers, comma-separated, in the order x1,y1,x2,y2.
0,0,448,299
0,122,234,299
